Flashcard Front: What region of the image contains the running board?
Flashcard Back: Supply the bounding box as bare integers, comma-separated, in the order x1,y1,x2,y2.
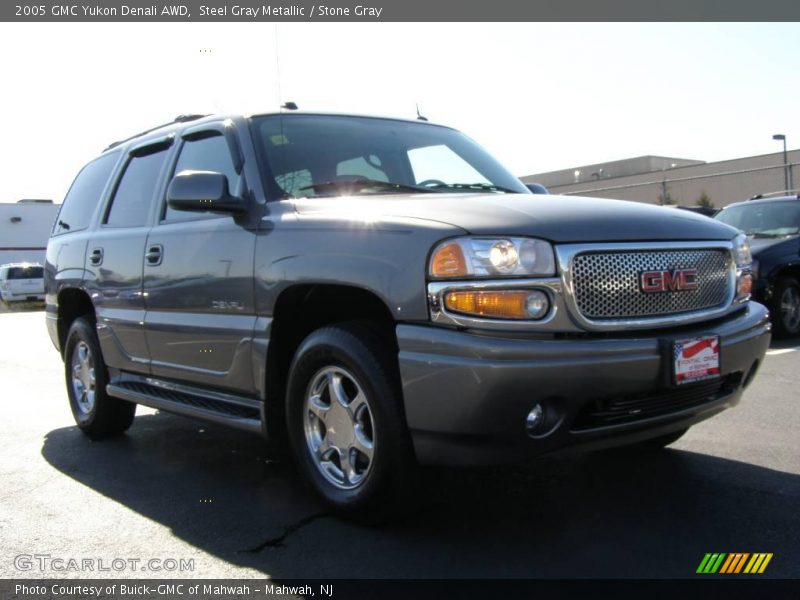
107,374,262,434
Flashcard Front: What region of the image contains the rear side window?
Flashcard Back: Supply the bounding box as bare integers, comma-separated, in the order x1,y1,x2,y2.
8,266,44,279
105,148,169,228
164,134,240,222
54,152,119,234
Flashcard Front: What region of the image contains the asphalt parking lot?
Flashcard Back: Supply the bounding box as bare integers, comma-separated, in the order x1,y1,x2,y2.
0,307,798,579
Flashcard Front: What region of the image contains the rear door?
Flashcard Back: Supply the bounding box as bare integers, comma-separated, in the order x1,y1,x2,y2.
143,123,258,394
84,137,173,374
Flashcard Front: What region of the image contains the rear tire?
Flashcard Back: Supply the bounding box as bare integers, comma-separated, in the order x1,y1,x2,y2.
285,322,415,520
770,276,800,338
64,317,136,439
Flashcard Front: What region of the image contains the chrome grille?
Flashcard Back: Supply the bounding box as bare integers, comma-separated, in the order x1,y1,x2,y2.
571,248,732,320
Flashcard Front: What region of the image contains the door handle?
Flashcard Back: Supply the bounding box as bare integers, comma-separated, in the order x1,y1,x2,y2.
89,248,103,266
145,244,163,266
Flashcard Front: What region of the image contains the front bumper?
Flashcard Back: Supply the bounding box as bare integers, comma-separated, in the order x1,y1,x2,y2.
397,302,771,466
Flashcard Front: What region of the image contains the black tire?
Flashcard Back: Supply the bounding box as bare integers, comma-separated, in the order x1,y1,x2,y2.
64,317,136,439
285,322,415,519
770,276,800,338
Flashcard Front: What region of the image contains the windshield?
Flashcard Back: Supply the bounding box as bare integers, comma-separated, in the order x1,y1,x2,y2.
250,114,530,199
715,201,800,237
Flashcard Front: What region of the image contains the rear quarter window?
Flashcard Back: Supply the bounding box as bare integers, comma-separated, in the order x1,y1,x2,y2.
54,152,120,235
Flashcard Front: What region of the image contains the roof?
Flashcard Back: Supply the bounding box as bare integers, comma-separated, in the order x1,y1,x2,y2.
724,194,800,209
103,111,451,153
0,262,43,268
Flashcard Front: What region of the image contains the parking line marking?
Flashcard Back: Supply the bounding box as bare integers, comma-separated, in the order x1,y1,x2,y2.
766,348,798,356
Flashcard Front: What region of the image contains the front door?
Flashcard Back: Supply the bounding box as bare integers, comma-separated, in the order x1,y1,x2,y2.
143,128,258,394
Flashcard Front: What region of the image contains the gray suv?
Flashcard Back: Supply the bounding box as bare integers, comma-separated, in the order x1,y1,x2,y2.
45,112,770,514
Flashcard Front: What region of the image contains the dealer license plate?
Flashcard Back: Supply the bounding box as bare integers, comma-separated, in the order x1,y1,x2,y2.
673,335,720,385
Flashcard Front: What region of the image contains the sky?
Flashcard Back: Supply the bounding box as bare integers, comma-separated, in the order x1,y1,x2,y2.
0,22,799,203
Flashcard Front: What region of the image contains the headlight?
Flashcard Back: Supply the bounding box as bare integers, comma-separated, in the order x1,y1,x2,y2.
733,233,753,302
732,233,752,268
429,237,556,279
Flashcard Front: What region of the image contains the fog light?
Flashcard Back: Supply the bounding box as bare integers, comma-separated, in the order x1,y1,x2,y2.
526,404,544,433
525,290,549,319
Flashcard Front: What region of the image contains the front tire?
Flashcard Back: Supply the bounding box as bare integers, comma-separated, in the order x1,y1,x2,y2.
285,322,415,518
771,276,800,338
64,317,136,439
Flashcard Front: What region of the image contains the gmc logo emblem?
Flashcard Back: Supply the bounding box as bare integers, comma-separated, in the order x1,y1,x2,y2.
639,268,699,293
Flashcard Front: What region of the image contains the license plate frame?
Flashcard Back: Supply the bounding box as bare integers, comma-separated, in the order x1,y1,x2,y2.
672,335,721,386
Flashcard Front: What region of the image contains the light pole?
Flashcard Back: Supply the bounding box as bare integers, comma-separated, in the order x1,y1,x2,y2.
772,134,791,191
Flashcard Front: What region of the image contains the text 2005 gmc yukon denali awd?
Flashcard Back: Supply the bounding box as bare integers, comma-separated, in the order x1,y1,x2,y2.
45,112,770,514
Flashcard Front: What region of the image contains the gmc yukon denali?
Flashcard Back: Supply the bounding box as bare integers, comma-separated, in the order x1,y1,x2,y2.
45,113,771,514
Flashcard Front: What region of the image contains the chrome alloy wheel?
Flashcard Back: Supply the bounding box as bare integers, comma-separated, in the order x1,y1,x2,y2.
71,341,96,415
303,366,375,490
781,284,800,333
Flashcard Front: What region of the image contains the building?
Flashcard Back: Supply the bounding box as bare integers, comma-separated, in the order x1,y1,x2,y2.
522,150,799,209
0,200,59,265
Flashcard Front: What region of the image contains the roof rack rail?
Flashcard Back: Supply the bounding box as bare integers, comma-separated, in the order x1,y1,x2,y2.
748,189,800,201
104,114,208,151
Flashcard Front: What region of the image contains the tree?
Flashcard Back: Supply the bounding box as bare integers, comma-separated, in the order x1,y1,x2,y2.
658,180,676,205
696,190,715,209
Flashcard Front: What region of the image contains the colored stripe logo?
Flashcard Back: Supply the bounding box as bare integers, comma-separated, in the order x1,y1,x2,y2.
696,553,773,574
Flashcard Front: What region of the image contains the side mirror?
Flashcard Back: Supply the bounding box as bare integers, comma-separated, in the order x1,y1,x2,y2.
167,171,246,214
525,182,549,195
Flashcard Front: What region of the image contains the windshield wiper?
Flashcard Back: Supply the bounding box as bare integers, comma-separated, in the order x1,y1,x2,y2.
425,182,521,194
298,178,443,196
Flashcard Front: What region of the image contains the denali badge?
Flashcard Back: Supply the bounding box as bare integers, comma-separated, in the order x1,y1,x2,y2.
639,268,699,293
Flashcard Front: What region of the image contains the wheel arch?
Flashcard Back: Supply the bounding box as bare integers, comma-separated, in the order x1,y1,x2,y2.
56,287,96,357
263,283,399,443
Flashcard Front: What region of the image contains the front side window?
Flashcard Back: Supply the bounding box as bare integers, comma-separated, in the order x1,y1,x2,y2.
55,152,119,234
251,115,529,199
105,147,169,228
164,134,240,222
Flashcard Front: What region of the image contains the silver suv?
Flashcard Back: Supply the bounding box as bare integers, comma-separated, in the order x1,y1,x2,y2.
45,112,771,516
0,263,44,305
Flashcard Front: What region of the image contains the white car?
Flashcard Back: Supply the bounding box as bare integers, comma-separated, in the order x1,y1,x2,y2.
0,263,45,304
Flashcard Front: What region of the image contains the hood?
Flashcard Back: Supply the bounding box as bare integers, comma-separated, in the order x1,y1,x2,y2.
294,193,739,243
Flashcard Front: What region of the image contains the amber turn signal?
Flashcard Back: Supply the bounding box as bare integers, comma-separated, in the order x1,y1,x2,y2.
430,242,468,278
444,290,548,320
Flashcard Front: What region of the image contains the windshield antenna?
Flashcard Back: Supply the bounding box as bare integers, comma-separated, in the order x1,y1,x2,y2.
416,103,428,121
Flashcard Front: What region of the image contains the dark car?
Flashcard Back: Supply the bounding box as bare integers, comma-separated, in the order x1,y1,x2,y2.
715,194,800,337
676,205,719,218
45,112,770,516
524,182,549,194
